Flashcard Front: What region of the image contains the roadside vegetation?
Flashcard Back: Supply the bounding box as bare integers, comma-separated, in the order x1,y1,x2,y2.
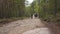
0,0,60,27
28,0,60,26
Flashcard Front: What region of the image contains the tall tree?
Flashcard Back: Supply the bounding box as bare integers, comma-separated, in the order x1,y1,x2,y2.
0,0,25,18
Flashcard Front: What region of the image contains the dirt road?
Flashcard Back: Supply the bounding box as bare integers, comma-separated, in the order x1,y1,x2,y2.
0,18,53,34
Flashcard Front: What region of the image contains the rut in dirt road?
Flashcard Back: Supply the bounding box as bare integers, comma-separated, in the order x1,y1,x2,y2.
0,18,52,34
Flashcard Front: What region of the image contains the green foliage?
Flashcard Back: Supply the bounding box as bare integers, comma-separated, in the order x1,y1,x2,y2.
34,0,60,22
0,0,25,18
25,1,36,17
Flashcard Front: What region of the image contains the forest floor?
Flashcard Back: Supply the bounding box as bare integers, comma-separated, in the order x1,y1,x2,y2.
0,18,59,34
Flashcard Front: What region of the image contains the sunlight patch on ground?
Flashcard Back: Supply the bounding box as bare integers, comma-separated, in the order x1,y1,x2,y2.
22,28,51,34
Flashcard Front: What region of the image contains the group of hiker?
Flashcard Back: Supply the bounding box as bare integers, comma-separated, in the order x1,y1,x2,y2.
31,13,38,19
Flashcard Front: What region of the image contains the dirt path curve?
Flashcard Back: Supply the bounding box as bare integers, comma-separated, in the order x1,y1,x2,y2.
0,18,52,34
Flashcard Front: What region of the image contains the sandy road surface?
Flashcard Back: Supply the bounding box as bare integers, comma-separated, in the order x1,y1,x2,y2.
0,18,52,34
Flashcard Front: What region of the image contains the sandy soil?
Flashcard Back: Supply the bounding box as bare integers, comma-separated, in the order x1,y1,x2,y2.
0,18,53,34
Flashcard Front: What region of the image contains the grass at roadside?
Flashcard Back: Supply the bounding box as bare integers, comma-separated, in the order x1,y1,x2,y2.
0,17,28,27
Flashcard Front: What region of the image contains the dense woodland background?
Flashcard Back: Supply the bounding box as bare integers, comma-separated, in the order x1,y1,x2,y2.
0,0,60,25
